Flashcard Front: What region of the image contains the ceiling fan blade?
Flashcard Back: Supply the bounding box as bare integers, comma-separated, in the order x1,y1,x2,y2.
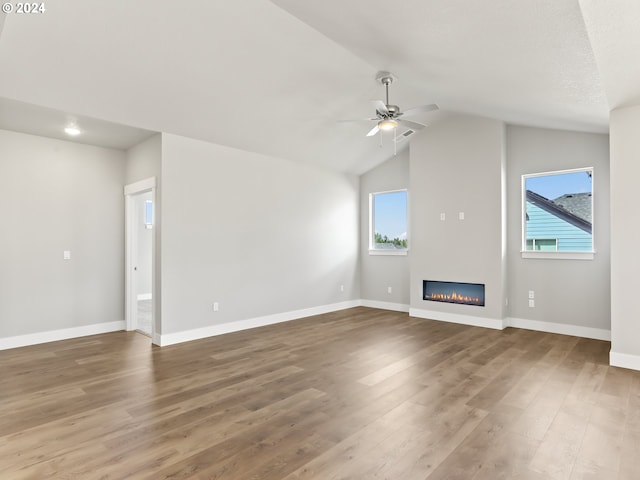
400,104,439,117
366,125,380,137
398,119,428,130
371,100,389,116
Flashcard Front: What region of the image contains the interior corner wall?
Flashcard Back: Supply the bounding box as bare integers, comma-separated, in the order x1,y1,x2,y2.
506,126,610,333
359,149,410,309
159,133,360,337
0,129,126,339
125,133,161,185
409,113,506,325
610,104,640,368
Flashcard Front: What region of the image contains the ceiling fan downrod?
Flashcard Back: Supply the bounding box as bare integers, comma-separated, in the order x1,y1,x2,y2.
384,79,390,108
379,74,393,113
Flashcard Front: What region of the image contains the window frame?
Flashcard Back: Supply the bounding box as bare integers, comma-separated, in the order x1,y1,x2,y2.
521,167,594,260
368,189,409,256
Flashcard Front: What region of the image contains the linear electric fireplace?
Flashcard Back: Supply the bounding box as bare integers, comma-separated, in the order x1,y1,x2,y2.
423,280,485,307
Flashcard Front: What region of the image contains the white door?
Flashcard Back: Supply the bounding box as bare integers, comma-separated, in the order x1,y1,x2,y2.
124,178,156,341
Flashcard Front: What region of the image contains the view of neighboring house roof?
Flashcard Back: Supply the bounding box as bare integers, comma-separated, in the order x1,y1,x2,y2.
552,193,592,223
525,190,592,234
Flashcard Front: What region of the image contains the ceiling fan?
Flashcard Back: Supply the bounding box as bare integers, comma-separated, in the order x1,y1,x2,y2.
349,71,439,138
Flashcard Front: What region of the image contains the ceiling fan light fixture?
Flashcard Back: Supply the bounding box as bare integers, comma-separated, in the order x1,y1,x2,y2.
64,126,81,136
378,118,397,131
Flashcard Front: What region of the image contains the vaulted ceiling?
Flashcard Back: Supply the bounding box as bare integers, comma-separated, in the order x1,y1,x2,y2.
0,1,637,174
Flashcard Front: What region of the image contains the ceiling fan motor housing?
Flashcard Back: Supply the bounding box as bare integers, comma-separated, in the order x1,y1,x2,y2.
385,105,400,116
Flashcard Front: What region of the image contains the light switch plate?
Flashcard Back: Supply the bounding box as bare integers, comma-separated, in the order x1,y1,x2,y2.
63,250,71,260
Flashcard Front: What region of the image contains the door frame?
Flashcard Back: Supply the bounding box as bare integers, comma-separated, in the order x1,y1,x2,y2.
124,177,157,343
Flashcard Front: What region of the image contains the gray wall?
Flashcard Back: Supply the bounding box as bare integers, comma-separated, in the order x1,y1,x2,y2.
160,134,360,335
506,126,610,330
359,149,410,307
125,133,161,184
409,113,507,321
0,129,126,337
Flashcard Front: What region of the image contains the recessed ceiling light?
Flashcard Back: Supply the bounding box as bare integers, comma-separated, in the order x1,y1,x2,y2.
64,126,81,136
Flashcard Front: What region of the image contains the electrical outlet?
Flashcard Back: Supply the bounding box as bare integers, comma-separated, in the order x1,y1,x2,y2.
440,213,446,221
528,299,535,308
340,285,344,292
387,286,392,294
213,302,219,312
459,212,465,220
528,290,535,299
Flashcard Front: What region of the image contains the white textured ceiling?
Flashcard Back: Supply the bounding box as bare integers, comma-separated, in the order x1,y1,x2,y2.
579,0,640,111
272,0,609,134
0,0,634,174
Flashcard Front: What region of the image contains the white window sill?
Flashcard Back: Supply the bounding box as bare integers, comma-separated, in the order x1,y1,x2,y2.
521,251,595,260
369,249,408,256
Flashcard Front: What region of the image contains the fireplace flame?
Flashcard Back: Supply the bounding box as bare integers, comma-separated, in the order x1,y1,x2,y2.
426,291,481,304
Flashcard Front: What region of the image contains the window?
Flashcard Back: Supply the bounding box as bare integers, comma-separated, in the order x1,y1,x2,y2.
369,189,408,255
522,168,593,259
144,200,153,229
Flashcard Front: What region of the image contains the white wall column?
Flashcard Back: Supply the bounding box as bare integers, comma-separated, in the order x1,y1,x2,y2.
610,104,640,370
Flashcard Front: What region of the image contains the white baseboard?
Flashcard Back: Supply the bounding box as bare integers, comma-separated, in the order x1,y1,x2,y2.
157,300,362,347
137,293,152,301
0,321,126,351
407,308,611,341
361,300,410,313
0,301,613,360
409,308,505,330
505,317,611,341
610,351,640,371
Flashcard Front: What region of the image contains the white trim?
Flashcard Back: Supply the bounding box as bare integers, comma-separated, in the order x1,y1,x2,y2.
610,351,640,371
0,321,125,351
157,300,362,347
0,303,614,359
368,249,408,256
524,167,594,180
361,300,410,312
521,251,595,260
137,293,152,301
124,177,157,344
124,177,156,195
505,317,610,341
409,308,505,330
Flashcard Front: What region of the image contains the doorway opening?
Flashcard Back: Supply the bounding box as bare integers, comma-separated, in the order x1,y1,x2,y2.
125,177,156,342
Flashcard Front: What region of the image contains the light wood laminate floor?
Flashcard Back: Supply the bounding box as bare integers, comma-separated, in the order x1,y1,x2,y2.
1,307,638,479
